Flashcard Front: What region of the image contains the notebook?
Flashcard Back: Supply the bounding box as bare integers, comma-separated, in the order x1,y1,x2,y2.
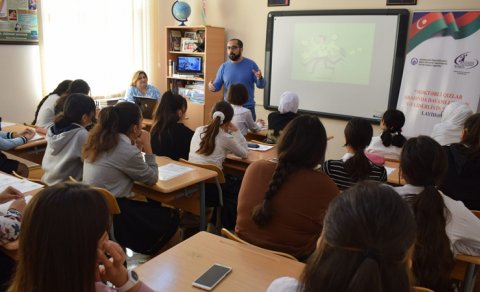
133,97,158,119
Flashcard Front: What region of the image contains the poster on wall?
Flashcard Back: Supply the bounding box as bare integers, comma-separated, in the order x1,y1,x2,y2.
397,11,480,137
0,0,38,44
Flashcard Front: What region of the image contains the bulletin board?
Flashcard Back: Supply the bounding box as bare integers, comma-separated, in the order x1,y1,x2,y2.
0,0,38,44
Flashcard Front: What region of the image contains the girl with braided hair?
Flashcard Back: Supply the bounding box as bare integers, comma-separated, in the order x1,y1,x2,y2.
366,109,407,160
235,115,339,260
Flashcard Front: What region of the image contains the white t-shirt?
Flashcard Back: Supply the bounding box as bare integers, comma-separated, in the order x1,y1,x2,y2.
366,135,402,161
231,105,262,136
393,184,480,256
267,277,300,292
36,93,61,128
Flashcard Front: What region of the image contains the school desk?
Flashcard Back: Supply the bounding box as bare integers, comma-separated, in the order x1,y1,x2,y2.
132,156,217,230
2,123,47,164
135,231,304,291
223,147,277,174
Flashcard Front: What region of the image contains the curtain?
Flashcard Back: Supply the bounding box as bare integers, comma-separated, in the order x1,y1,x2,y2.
38,0,152,97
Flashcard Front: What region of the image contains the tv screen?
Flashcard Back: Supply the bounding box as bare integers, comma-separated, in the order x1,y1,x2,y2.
176,56,203,75
264,9,409,121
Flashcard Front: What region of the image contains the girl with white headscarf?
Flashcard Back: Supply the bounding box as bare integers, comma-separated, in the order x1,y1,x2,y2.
431,101,473,146
265,91,299,144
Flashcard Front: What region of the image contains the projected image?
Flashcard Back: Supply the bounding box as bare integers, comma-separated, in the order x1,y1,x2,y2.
178,56,202,72
292,23,376,85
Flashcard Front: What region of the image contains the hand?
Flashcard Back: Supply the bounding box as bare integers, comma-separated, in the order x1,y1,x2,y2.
9,197,26,212
256,119,265,127
208,80,216,91
252,69,263,80
97,240,128,287
18,128,36,140
136,130,153,154
0,186,24,204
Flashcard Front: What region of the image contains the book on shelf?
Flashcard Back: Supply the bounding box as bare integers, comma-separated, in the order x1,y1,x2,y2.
170,30,182,51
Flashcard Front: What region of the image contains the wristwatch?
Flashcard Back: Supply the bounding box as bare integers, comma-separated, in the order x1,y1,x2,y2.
116,270,139,292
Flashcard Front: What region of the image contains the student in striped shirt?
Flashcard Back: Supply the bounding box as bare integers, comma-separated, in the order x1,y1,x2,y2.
323,118,387,190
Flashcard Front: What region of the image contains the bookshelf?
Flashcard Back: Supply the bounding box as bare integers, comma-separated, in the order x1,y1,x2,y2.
166,26,225,130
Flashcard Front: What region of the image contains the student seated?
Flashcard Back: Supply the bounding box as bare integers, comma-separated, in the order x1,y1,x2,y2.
83,102,180,255
431,101,473,146
0,127,35,177
7,183,154,292
323,118,387,190
32,79,72,129
41,94,96,185
227,83,264,136
265,91,299,144
366,108,406,160
150,91,193,160
53,79,91,117
440,113,480,210
394,136,480,291
235,115,339,259
267,182,416,292
189,100,248,228
0,186,25,291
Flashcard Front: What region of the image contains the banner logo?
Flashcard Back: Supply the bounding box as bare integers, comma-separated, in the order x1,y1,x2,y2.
411,58,419,65
454,52,479,69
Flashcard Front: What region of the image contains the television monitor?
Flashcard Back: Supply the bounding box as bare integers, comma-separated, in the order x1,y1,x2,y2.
176,56,203,75
264,9,409,121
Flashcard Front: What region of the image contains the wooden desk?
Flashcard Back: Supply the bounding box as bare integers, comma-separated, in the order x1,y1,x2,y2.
245,129,267,142
135,231,304,291
384,160,405,186
2,123,47,164
224,147,277,174
132,156,217,230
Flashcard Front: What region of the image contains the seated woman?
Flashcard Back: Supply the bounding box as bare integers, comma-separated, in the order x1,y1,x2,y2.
123,70,160,103
236,115,339,260
265,91,299,144
83,102,180,255
0,187,25,290
41,93,96,185
8,183,154,292
323,118,387,190
431,101,473,146
53,79,91,117
189,100,248,170
440,113,480,210
366,108,406,160
394,136,480,291
227,83,264,136
0,127,35,177
267,182,416,292
150,91,193,160
33,79,72,128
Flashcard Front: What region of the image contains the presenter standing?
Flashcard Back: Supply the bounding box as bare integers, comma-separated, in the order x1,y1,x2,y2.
208,39,265,120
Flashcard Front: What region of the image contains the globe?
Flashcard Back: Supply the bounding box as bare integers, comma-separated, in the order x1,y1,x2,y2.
172,1,191,26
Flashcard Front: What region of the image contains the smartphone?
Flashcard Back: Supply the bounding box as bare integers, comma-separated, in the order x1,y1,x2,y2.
192,263,232,290
248,143,260,148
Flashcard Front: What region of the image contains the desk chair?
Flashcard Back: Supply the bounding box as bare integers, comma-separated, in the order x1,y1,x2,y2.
451,210,480,292
179,159,225,232
12,171,47,187
221,228,298,261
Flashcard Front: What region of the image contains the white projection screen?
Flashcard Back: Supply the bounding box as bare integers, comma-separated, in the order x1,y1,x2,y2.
264,10,409,121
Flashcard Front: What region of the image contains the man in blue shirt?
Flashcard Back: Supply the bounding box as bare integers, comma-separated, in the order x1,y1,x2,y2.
208,39,265,120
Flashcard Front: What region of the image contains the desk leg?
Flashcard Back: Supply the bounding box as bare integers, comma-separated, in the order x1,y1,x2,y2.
200,182,206,231
462,263,477,292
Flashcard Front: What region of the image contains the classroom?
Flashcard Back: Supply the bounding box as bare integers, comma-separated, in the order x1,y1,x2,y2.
1,0,480,291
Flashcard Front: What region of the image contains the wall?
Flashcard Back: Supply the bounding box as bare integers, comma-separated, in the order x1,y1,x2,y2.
157,0,480,159
0,45,41,124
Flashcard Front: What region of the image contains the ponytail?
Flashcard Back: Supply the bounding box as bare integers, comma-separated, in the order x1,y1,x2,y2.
32,79,72,125
251,161,296,227
196,117,222,156
381,129,406,148
410,186,454,291
345,151,371,181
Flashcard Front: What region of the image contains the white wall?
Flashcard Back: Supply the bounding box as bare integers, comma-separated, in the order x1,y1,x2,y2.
0,44,41,124
157,0,480,159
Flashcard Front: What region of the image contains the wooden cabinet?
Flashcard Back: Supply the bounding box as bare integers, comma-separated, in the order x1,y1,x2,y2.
165,26,225,130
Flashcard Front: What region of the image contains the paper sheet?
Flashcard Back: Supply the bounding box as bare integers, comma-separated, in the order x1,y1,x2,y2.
0,122,15,128
158,163,194,181
248,144,274,152
0,173,44,193
385,166,396,176
30,133,44,141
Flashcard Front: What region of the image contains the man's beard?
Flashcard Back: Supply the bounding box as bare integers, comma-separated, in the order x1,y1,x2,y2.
229,52,241,61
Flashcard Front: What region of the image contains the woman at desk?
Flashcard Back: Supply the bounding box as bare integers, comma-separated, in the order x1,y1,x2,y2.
123,70,160,103
32,79,72,128
236,115,339,260
83,102,180,255
0,127,35,177
265,91,299,144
